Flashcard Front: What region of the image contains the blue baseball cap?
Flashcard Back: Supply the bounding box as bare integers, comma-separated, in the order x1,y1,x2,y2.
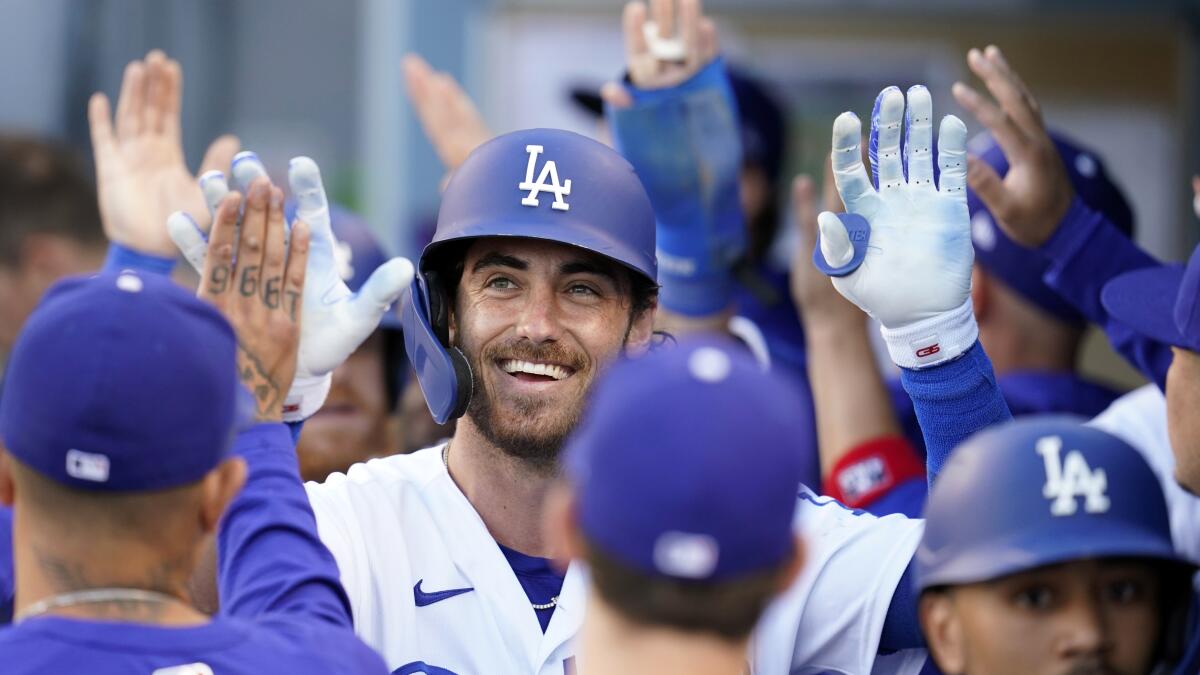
917,417,1189,592
968,131,1134,324
0,271,254,491
564,337,805,581
1101,242,1200,354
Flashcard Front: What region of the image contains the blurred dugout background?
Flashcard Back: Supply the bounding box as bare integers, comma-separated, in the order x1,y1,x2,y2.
1,0,1199,386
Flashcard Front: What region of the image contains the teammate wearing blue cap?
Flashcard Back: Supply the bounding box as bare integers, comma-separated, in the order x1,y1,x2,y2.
0,161,388,672
544,338,807,673
917,419,1195,674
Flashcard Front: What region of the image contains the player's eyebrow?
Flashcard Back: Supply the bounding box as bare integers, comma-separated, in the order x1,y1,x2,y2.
472,252,528,273
559,260,618,284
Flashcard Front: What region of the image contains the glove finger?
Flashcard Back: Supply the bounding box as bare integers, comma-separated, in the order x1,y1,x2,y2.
830,112,881,216
288,156,340,293
167,210,209,273
904,85,935,189
347,257,417,326
936,114,969,199
870,86,904,190
231,151,269,194
199,170,230,231
816,211,854,268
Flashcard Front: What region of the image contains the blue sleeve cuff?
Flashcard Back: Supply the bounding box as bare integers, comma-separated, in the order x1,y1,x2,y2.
625,57,732,105
102,242,177,277
900,342,1013,484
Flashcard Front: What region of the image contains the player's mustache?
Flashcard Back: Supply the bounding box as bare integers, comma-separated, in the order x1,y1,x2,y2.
482,340,588,373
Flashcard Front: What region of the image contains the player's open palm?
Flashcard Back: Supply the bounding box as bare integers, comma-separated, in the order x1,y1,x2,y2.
198,178,309,422
951,45,1073,247
816,85,976,368
820,85,971,328
401,54,492,172
88,50,238,258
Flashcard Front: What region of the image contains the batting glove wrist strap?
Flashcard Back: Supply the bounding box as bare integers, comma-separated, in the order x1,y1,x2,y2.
881,297,978,370
282,373,332,423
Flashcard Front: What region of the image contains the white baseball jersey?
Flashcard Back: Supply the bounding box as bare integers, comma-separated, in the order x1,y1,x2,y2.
306,445,925,675
1087,384,1200,571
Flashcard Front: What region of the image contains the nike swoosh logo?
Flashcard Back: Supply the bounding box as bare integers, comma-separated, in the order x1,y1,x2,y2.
413,579,474,607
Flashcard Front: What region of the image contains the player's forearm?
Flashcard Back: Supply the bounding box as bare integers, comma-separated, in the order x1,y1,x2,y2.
1041,197,1172,388
804,319,903,479
899,342,1012,483
606,58,744,319
217,422,353,627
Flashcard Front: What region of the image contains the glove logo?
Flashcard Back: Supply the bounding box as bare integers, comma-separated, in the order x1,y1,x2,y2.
1036,435,1110,516
915,344,941,359
519,144,572,212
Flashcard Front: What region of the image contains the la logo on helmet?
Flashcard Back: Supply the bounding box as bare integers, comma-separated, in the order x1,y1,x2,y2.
520,144,572,212
1035,435,1111,516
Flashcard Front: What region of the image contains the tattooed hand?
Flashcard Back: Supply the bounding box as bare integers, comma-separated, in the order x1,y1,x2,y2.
198,178,310,421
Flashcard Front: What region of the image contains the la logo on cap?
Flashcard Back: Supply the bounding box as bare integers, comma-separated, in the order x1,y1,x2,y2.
1036,435,1110,516
654,531,719,579
519,144,572,212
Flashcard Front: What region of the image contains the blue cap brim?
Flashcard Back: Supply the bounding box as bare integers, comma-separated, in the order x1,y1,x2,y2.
918,519,1192,591
1101,265,1188,349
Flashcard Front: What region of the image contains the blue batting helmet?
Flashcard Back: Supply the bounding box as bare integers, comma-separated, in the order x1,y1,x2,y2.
400,128,658,424
916,417,1191,592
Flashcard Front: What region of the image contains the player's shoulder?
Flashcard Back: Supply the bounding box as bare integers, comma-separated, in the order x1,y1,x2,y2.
1087,384,1168,463
306,443,447,502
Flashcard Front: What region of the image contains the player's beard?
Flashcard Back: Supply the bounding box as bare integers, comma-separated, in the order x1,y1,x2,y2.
460,337,590,472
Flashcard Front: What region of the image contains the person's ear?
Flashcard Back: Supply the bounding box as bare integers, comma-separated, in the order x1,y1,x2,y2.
970,265,989,322
198,457,247,534
623,298,657,357
920,591,968,674
0,451,15,507
542,479,584,573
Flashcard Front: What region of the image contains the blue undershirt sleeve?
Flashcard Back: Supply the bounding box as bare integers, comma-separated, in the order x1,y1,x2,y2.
101,242,177,276
605,58,745,317
879,559,924,653
1040,197,1172,388
899,342,1013,485
217,423,353,628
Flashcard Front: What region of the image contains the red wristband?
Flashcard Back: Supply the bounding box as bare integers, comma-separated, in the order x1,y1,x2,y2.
823,436,925,509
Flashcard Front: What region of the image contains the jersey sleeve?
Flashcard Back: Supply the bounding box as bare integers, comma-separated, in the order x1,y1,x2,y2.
304,468,381,626
1040,197,1172,388
1087,385,1200,566
751,489,925,674
217,423,354,628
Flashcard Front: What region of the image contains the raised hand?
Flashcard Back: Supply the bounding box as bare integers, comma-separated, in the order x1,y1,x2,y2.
789,169,863,329
169,152,415,422
817,85,974,368
199,179,309,421
613,0,717,97
89,50,239,258
401,54,492,172
951,45,1073,247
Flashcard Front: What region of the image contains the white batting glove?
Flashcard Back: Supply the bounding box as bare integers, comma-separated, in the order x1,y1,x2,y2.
168,151,414,421
818,85,974,369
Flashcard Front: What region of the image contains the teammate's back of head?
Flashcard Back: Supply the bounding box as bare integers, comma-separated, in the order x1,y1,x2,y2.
546,337,807,671
0,271,252,614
